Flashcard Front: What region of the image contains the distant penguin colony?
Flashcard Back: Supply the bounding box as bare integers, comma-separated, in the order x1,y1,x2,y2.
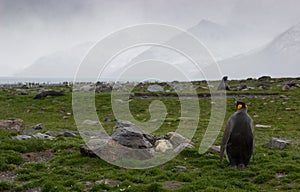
220,101,254,169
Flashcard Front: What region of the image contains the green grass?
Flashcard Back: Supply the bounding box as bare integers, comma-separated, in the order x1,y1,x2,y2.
0,78,300,191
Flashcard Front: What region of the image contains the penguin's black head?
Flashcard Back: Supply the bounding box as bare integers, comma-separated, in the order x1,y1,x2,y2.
236,101,247,110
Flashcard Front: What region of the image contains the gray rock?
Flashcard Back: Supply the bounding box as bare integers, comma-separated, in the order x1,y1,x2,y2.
255,124,272,128
95,84,112,93
63,131,77,137
0,118,25,133
254,83,270,89
104,117,116,122
34,90,65,99
282,84,290,91
285,108,295,111
155,139,173,152
209,145,221,152
147,85,164,92
82,120,98,125
79,85,95,92
175,166,187,172
79,138,153,161
44,131,78,137
275,173,288,178
12,135,32,140
25,127,37,135
30,123,44,130
165,132,194,150
79,131,108,139
32,133,55,140
112,120,153,149
266,137,290,150
173,143,195,153
279,95,288,99
258,76,271,81
114,99,132,104
15,89,29,95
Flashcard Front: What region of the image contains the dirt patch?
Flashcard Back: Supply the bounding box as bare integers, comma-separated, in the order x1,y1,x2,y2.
22,150,55,163
162,181,182,190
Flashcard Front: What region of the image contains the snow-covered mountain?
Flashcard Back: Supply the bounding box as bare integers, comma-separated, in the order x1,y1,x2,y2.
110,19,265,81
128,19,260,64
188,19,258,60
219,22,300,79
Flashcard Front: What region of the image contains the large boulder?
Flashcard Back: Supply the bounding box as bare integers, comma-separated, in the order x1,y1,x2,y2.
111,120,155,149
0,118,25,133
34,90,65,99
80,138,154,162
79,121,196,163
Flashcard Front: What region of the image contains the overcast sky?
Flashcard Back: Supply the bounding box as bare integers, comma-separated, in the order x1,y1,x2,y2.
1,0,300,77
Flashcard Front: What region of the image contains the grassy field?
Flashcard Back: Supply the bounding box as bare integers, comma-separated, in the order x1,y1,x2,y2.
0,78,300,191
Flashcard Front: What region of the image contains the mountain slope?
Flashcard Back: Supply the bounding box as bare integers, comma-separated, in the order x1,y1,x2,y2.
219,22,300,79
15,42,94,78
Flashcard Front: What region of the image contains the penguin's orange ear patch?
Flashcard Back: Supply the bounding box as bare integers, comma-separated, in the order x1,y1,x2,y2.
237,104,243,110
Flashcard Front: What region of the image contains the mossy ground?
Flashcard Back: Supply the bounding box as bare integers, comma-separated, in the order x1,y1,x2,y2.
0,78,300,191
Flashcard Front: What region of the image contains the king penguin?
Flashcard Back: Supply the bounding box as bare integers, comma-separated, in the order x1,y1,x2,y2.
220,101,254,169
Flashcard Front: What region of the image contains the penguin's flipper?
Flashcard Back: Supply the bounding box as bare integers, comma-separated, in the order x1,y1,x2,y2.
220,117,234,166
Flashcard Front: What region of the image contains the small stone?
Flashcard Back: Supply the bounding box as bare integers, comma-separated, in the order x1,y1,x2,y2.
266,137,290,150
114,99,132,104
82,120,98,125
175,166,187,172
285,108,295,111
255,124,272,128
12,135,32,140
279,95,288,98
209,145,220,152
282,84,290,91
104,117,116,122
63,131,77,137
275,173,288,178
84,181,93,189
63,116,70,119
32,133,55,140
30,123,44,130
